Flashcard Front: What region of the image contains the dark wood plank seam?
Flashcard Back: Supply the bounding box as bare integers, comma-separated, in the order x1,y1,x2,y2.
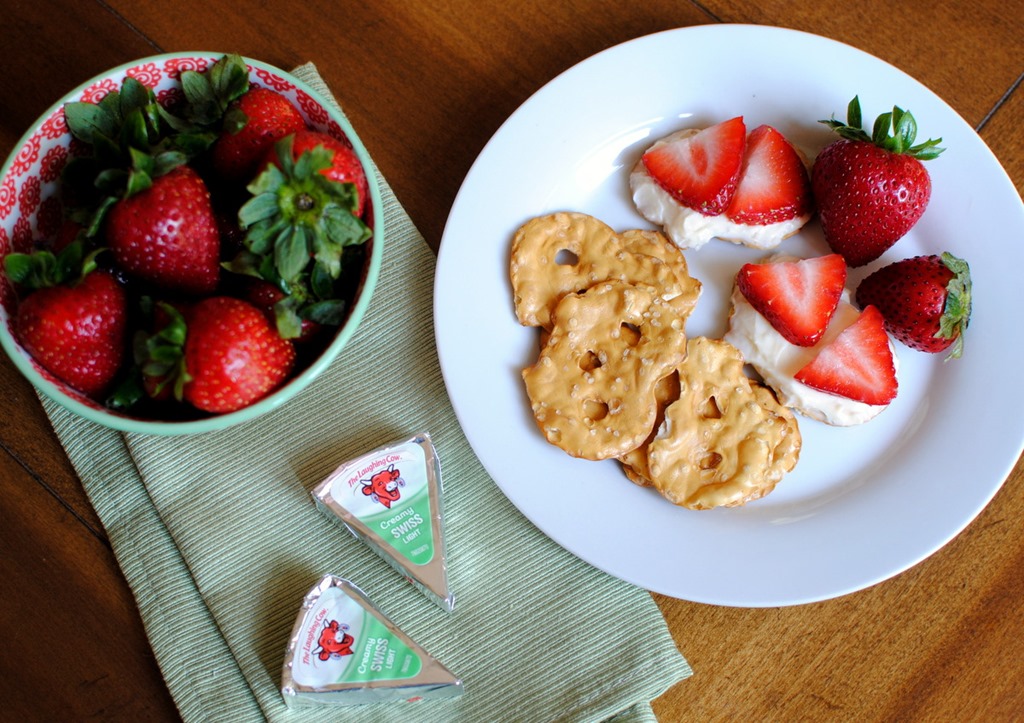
687,3,724,23
93,0,166,53
0,443,110,545
977,70,1024,132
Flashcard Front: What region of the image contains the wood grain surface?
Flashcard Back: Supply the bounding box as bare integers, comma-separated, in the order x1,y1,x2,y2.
2,1,1022,720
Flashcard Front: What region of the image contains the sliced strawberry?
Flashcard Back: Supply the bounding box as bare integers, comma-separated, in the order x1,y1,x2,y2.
641,116,746,216
725,125,814,224
736,254,847,346
794,305,897,405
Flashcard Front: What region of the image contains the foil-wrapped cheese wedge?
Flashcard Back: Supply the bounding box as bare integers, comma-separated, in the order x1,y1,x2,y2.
312,432,455,611
281,575,463,707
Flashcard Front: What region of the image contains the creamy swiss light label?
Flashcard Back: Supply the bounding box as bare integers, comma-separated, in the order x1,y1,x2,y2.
292,586,423,688
328,441,435,565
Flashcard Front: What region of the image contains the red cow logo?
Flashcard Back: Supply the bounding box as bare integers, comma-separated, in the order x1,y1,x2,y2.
361,464,403,508
315,620,354,661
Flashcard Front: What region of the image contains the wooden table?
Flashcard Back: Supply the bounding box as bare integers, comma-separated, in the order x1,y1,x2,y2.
3,2,1022,720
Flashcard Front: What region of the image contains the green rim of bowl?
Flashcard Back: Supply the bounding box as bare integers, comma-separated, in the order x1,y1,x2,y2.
0,53,384,436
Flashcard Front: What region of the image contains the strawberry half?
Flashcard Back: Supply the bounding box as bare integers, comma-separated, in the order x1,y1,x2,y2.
856,251,971,359
736,254,847,346
794,305,898,405
641,116,746,216
725,124,814,224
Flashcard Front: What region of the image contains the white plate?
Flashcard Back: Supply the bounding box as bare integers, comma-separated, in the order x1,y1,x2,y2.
433,25,1024,606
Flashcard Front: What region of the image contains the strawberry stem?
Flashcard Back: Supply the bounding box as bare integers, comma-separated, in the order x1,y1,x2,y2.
61,59,245,239
231,134,371,338
820,95,945,160
3,241,104,290
938,251,972,360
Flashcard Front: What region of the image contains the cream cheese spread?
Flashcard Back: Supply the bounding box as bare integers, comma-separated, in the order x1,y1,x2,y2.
630,129,811,251
724,286,897,426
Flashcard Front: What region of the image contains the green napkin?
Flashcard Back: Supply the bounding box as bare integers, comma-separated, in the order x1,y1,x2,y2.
41,64,691,722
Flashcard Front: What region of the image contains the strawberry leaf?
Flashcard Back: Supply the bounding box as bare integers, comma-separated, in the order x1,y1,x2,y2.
180,70,220,125
937,252,972,360
134,301,192,402
155,104,194,133
170,131,217,156
3,240,94,289
310,261,334,299
92,130,123,167
107,371,146,410
871,111,892,146
293,144,325,179
125,147,154,197
207,54,250,109
118,77,152,119
821,95,945,160
176,55,248,130
84,195,118,237
908,137,945,161
152,150,188,177
222,106,248,136
303,298,348,325
272,294,305,339
64,101,117,143
3,251,57,287
275,226,312,282
323,205,370,247
311,232,343,279
892,106,916,153
221,249,264,278
238,191,282,226
121,107,151,151
847,96,862,130
243,222,278,256
98,89,123,121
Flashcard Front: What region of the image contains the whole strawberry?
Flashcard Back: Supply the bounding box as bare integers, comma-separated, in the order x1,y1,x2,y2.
856,251,971,359
211,87,307,183
231,134,371,342
259,129,370,218
182,296,296,413
14,269,128,398
813,96,944,267
241,278,324,342
105,165,221,295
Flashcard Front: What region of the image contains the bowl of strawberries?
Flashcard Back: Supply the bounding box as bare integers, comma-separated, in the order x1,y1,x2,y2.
0,53,383,434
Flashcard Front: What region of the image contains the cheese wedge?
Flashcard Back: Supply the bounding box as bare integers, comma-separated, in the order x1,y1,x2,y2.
312,432,454,611
281,575,463,707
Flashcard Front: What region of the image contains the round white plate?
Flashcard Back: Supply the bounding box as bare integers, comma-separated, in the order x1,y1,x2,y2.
433,25,1024,606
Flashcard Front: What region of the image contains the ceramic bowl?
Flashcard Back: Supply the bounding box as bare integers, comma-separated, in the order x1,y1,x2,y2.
0,53,383,435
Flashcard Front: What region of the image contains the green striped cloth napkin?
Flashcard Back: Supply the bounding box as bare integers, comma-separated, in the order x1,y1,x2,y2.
41,64,691,722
